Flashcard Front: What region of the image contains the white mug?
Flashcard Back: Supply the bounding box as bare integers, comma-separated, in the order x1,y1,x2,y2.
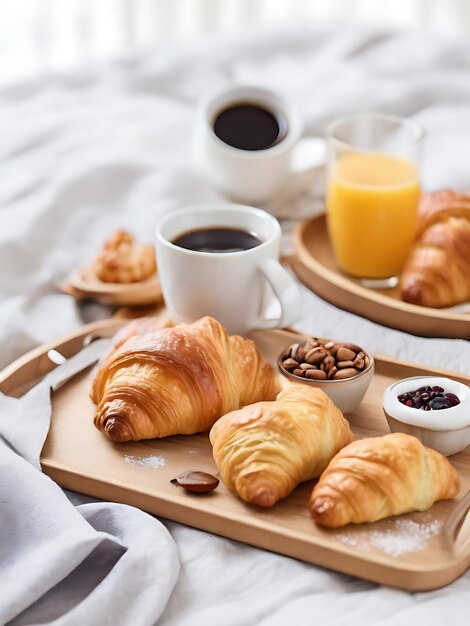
193,85,325,206
155,204,300,335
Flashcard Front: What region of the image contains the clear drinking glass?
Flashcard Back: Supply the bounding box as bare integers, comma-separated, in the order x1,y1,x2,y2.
326,114,424,288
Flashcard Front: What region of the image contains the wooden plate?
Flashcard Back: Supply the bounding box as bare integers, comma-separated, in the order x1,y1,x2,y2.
292,214,470,339
63,265,163,307
1,318,470,590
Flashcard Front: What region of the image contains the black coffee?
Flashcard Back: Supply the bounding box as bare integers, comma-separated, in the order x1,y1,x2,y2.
213,102,287,151
172,227,262,253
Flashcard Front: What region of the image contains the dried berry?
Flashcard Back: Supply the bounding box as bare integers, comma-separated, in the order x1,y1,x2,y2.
445,393,460,407
429,397,451,410
398,385,459,411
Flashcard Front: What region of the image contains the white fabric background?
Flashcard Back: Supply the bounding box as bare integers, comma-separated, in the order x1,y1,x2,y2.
0,25,469,625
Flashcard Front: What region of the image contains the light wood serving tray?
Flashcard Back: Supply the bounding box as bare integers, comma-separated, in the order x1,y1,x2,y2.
292,214,470,339
1,317,470,591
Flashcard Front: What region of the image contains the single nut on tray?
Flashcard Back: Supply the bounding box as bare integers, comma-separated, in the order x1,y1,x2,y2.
171,470,219,493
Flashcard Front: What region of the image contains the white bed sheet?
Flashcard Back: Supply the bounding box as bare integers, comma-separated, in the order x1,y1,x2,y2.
0,25,469,625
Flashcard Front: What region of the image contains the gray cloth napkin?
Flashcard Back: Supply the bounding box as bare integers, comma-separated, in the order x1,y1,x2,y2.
0,341,180,626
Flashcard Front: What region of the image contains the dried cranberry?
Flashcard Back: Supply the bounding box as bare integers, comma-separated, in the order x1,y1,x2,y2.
412,396,424,409
444,393,460,407
432,386,444,392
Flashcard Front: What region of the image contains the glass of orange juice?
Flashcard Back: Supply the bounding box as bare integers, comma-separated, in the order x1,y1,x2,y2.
327,114,424,287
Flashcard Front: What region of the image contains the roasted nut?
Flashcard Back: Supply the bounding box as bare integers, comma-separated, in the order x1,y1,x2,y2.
333,368,359,380
171,471,219,493
282,358,299,371
293,368,305,377
321,354,335,372
300,363,317,370
305,347,327,364
295,344,310,362
336,347,356,362
336,360,355,369
327,366,338,379
305,369,328,380
289,343,300,359
323,341,335,351
353,352,365,369
341,342,363,353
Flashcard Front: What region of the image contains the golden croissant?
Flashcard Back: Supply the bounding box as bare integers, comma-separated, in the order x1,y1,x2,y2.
400,190,470,307
310,433,460,528
93,229,156,283
210,385,352,507
91,316,280,442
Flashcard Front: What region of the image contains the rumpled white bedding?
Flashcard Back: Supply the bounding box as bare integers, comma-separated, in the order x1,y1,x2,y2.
0,25,469,625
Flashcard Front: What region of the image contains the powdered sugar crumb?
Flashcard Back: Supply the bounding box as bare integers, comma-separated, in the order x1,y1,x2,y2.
124,454,167,468
337,519,441,557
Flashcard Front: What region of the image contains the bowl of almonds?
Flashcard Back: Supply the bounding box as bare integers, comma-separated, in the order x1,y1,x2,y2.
278,337,374,413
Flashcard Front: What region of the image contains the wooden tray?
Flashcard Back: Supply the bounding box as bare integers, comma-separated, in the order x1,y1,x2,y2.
292,213,470,339
1,319,470,591
63,265,163,307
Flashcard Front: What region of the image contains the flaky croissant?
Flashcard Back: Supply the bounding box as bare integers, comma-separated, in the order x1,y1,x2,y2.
400,191,470,307
210,385,352,507
93,229,156,283
91,316,279,442
310,433,460,528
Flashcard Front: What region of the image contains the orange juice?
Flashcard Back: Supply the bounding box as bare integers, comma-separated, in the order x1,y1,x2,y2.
327,152,420,278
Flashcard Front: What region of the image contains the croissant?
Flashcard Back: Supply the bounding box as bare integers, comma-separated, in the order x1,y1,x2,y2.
93,229,156,283
91,316,279,442
400,191,470,307
210,385,352,507
310,433,460,528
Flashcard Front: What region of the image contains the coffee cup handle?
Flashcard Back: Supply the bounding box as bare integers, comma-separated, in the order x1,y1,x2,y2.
290,136,326,173
287,136,326,194
252,259,301,330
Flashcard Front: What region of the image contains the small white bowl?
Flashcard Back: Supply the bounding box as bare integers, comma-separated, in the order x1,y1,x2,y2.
278,346,374,414
383,376,470,456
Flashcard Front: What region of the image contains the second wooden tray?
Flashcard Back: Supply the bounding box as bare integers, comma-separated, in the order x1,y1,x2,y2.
1,319,469,591
292,213,470,339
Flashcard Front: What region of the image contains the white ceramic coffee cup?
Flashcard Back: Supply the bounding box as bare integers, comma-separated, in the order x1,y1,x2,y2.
193,85,325,205
155,204,300,335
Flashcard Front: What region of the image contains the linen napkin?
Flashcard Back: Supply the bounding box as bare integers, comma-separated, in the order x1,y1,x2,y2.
0,341,180,626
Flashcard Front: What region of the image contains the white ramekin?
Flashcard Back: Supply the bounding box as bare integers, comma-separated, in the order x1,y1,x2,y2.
383,376,470,456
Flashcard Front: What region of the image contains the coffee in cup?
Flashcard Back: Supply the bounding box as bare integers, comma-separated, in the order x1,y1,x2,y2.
212,101,287,151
